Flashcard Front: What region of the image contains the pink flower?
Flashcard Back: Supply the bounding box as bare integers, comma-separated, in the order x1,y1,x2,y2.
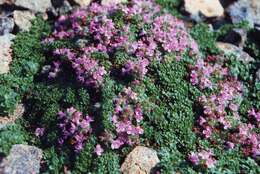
189,149,216,168
134,106,143,122
111,139,124,149
95,144,104,156
248,108,260,122
226,141,235,149
229,103,239,112
198,116,207,126
35,127,45,137
122,59,149,79
205,158,216,168
111,87,143,148
57,107,93,153
202,126,212,138
188,152,200,165
190,70,198,85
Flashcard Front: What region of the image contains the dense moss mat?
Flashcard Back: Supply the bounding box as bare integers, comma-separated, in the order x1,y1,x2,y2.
155,0,182,17
0,18,51,115
0,8,259,174
0,124,28,154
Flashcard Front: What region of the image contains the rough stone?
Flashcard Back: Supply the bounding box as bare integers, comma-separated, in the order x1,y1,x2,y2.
216,42,255,63
101,0,127,6
120,146,160,174
256,69,260,82
184,0,224,21
227,0,260,28
0,0,13,5
219,28,247,48
51,0,64,8
0,34,15,74
58,0,73,14
72,0,91,7
0,104,25,129
0,144,42,174
0,17,14,35
14,0,52,13
13,10,35,31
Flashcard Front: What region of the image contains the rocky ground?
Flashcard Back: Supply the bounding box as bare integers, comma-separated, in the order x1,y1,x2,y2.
0,0,259,173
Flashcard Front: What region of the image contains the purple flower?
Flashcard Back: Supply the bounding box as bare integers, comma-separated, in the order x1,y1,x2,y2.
48,61,61,79
111,139,124,149
111,87,143,148
248,108,260,122
57,107,93,153
134,105,143,122
202,126,212,138
72,56,106,88
205,158,216,168
189,149,216,168
35,127,45,137
188,152,200,165
229,103,239,112
95,144,104,156
226,141,235,149
122,59,149,79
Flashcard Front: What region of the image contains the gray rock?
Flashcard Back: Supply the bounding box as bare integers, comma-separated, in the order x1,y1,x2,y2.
0,34,15,74
0,144,42,174
216,42,255,63
51,0,64,8
71,0,91,7
14,0,52,13
120,146,160,174
13,10,35,31
227,0,260,28
55,0,73,16
256,69,260,82
101,0,127,6
0,17,14,35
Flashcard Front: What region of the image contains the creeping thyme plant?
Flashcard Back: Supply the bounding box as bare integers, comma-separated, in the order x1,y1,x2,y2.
0,0,259,173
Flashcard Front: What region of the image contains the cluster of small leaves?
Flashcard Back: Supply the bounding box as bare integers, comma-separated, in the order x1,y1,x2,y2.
155,0,182,17
190,21,250,56
190,24,220,55
134,55,202,173
0,124,28,154
0,17,50,115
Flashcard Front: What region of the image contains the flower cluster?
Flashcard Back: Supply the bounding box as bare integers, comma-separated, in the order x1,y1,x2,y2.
121,0,161,19
197,79,242,138
127,14,198,61
190,57,228,90
72,56,107,87
232,123,260,158
95,144,104,156
53,48,107,88
189,55,260,166
122,58,149,79
248,108,260,124
44,0,198,88
48,61,61,79
225,109,260,158
110,87,144,149
151,14,198,55
35,127,45,137
188,149,216,168
57,107,93,153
